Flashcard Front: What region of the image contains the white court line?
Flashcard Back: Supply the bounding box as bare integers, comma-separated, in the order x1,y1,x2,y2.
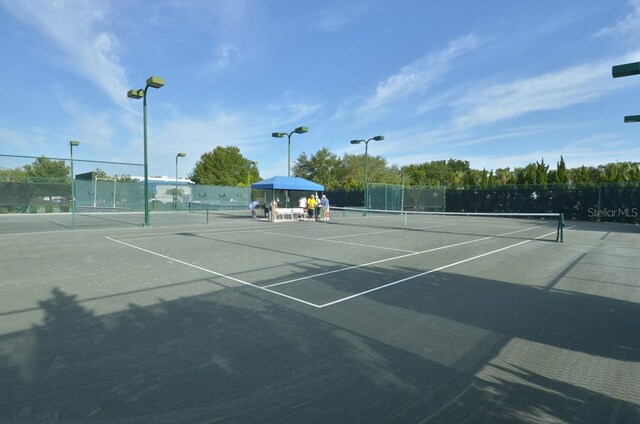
256,230,417,253
111,225,264,241
262,236,493,288
106,223,565,308
40,215,71,228
262,224,548,288
105,236,322,308
318,228,559,308
320,223,456,240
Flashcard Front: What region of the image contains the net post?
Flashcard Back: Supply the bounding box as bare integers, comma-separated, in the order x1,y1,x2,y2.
556,213,565,242
206,206,209,223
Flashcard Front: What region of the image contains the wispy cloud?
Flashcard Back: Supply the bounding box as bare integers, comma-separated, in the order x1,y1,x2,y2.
355,35,481,118
201,43,242,74
147,98,323,178
0,0,128,107
56,95,116,149
314,2,377,32
465,136,640,171
451,58,623,128
265,94,324,127
594,0,640,40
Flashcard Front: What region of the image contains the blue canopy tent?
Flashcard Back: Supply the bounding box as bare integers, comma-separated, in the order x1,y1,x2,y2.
251,176,324,191
251,176,324,208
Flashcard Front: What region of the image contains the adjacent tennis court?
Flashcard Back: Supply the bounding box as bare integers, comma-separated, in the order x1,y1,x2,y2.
0,211,639,423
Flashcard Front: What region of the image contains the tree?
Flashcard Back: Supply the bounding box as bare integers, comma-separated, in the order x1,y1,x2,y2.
292,147,344,190
535,158,549,185
495,168,512,186
567,165,598,185
189,146,259,186
556,156,568,184
0,167,27,182
23,156,69,181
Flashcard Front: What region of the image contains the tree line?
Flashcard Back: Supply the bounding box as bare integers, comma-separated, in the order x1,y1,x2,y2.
0,157,137,183
290,148,640,190
3,149,639,189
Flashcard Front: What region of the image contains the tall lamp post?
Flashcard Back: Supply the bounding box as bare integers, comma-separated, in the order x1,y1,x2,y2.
350,135,384,209
175,152,186,211
400,165,405,212
613,61,640,122
127,76,165,227
271,126,308,177
69,140,80,229
247,160,257,186
272,126,308,207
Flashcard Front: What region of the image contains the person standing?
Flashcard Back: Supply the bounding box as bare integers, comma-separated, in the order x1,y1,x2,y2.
269,198,279,222
320,195,330,221
298,195,307,220
307,194,316,221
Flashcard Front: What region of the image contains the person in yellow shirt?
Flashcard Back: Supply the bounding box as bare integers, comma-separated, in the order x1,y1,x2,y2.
307,194,317,221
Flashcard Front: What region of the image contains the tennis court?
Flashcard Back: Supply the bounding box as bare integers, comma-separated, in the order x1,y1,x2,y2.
0,210,639,423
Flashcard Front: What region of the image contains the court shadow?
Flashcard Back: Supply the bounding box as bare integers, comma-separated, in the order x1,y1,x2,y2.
1,282,638,423
0,286,458,422
361,264,640,363
424,363,640,423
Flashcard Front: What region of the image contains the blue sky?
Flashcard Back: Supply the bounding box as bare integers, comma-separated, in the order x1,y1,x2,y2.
1,0,640,179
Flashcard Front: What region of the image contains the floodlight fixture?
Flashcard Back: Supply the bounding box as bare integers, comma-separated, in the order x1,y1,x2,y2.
624,115,640,123
271,126,309,178
146,76,165,88
612,62,640,78
127,89,143,99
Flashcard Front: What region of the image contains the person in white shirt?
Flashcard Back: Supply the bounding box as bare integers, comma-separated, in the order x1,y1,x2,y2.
298,195,307,220
248,200,261,219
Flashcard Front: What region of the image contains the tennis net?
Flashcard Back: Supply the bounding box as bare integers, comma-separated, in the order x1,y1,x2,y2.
328,207,565,242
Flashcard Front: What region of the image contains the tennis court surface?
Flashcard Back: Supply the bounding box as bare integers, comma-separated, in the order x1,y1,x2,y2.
1,211,639,423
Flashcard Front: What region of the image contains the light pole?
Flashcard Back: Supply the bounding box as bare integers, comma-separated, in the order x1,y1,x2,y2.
271,126,308,177
127,76,165,227
69,140,79,229
400,165,405,212
175,152,186,211
350,135,384,209
247,160,257,186
613,61,640,122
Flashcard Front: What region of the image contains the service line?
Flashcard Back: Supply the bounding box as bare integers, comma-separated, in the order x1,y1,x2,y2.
318,229,558,308
262,224,547,288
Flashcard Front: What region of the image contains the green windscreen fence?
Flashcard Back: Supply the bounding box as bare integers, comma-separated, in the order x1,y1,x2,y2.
2,153,637,224
0,179,71,213
0,154,252,215
330,182,638,224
